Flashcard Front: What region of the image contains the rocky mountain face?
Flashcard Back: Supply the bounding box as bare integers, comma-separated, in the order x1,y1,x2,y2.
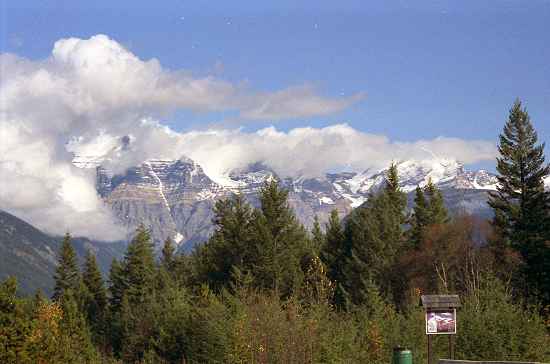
74,154,503,252
0,209,126,296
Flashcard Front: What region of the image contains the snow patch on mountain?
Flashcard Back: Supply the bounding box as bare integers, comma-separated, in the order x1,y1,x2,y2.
174,232,184,245
394,158,461,192
319,196,335,205
145,161,171,211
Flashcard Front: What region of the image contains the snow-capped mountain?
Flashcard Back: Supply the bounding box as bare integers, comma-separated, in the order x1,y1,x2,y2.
73,149,500,251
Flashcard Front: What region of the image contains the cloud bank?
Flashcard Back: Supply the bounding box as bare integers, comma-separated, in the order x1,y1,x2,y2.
0,34,496,240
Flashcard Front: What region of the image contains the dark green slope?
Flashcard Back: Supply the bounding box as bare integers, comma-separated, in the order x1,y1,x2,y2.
0,209,126,296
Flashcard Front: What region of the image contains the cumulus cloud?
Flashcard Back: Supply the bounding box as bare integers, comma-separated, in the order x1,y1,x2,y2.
0,120,125,240
0,34,363,239
0,34,496,240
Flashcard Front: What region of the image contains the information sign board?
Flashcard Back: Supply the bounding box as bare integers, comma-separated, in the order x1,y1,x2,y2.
425,309,457,335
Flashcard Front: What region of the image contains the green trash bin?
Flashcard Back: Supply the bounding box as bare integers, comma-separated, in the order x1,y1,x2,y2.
392,346,412,364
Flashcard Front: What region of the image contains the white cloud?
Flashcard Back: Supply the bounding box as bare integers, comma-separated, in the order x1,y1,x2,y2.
0,34,364,239
72,123,497,187
0,34,496,240
241,86,366,120
0,120,125,240
117,124,496,182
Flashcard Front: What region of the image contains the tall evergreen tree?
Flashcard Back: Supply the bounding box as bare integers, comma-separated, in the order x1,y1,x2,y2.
385,163,407,225
488,99,550,304
107,226,157,359
342,165,407,306
57,290,99,362
425,178,449,225
311,215,325,249
82,250,107,344
250,180,311,296
108,258,126,313
107,257,126,356
52,233,81,301
0,277,32,363
410,186,430,248
123,225,156,303
161,237,176,272
320,209,348,307
192,193,254,290
409,179,450,251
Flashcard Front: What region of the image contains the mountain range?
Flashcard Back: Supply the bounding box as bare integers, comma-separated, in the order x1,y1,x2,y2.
4,147,550,295
73,151,520,252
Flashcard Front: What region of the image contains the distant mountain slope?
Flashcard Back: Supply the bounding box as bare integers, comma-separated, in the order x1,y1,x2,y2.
74,149,504,251
0,210,59,295
0,209,125,296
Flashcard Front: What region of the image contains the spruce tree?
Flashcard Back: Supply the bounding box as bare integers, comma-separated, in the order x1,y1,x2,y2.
108,258,126,313
425,178,449,224
0,277,33,363
385,163,407,225
123,225,156,303
58,290,99,362
82,250,107,343
107,258,126,356
342,165,407,306
410,186,429,248
342,194,390,305
488,99,550,304
251,180,311,296
161,237,176,272
320,209,348,307
52,233,81,301
192,193,254,290
311,215,325,249
108,226,157,359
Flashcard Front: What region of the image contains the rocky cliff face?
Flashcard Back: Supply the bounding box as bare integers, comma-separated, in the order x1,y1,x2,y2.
74,154,501,252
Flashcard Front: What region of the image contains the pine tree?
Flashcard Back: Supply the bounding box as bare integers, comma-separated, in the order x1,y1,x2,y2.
108,226,158,360
320,209,348,306
192,193,254,290
107,258,125,356
251,180,311,296
385,163,407,225
108,258,126,313
425,178,449,224
342,196,387,305
342,165,407,306
161,237,176,272
322,210,345,269
52,233,81,301
410,186,429,248
82,249,107,344
57,290,99,363
123,225,156,304
488,99,550,304
311,215,325,249
0,277,33,363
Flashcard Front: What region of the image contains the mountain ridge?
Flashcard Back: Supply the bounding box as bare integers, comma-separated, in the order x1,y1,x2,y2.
0,209,126,296
73,151,504,251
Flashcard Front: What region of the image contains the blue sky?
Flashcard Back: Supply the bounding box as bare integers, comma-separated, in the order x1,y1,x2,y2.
3,0,550,155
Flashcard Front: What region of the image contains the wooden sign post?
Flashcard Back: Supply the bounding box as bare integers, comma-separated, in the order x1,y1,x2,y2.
420,295,460,364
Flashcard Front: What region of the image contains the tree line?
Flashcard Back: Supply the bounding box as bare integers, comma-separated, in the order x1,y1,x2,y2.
1,100,549,363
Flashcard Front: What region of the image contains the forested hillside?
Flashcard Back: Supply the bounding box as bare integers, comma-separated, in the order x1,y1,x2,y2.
1,101,549,363
0,210,126,296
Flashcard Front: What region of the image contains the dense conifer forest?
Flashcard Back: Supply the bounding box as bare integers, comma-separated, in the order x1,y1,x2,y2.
1,101,550,363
